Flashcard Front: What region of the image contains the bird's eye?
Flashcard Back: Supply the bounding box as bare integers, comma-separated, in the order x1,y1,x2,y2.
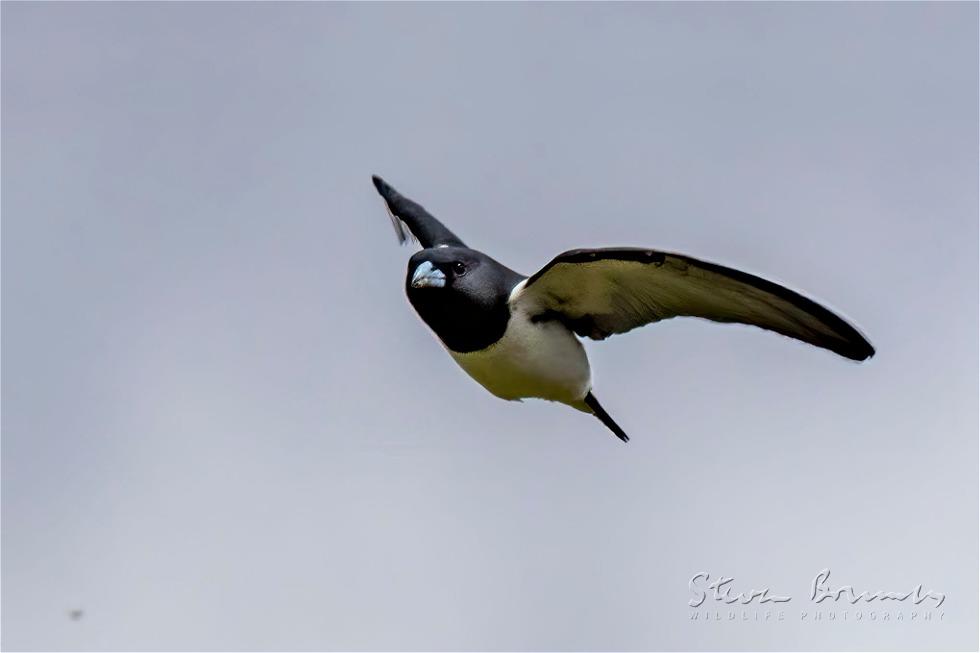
452,262,466,275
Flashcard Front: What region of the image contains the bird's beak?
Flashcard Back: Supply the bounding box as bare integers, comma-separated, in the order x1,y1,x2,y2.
411,261,446,289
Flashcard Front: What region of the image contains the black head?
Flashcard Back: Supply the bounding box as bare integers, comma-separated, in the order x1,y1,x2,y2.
405,247,525,353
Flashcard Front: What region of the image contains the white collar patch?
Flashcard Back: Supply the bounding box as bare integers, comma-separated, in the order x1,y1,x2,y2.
508,279,528,303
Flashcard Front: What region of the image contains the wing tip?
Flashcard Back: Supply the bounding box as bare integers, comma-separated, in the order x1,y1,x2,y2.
371,174,389,193
822,317,874,362
841,336,875,362
371,174,413,245
816,322,874,361
371,174,401,206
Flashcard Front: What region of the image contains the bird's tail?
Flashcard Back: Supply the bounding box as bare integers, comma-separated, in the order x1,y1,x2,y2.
583,392,629,443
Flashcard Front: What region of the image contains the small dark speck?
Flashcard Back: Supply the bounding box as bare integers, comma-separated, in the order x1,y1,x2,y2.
69,609,84,621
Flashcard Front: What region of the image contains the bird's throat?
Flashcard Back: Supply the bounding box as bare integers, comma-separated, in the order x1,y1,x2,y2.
407,289,511,353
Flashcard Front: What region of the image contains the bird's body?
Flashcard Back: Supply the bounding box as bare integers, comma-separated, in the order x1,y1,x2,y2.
372,175,874,443
448,284,592,410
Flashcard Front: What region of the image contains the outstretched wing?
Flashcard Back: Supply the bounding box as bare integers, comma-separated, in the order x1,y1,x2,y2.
513,248,874,361
371,176,466,248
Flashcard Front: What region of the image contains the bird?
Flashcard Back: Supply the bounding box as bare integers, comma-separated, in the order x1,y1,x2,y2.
371,175,874,443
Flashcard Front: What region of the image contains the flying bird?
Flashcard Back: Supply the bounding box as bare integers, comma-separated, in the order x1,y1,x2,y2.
371,175,873,443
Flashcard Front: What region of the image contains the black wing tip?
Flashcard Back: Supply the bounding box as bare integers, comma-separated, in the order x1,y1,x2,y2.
371,174,392,196
373,175,406,205
784,322,874,362
813,310,874,362
371,174,412,245
838,335,875,361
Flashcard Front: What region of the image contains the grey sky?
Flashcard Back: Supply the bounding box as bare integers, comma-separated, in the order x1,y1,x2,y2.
2,2,977,651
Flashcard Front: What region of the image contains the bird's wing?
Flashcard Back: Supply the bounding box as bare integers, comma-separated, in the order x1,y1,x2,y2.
371,176,466,248
512,247,874,361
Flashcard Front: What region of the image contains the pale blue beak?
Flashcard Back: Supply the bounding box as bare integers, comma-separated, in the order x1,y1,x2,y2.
411,261,446,289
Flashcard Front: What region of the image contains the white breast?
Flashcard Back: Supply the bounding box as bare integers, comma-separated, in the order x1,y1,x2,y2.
448,289,592,408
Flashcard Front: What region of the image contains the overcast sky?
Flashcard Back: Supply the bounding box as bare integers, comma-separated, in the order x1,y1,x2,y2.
2,3,977,651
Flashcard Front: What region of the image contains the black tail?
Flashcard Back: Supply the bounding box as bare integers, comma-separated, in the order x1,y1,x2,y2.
584,392,629,443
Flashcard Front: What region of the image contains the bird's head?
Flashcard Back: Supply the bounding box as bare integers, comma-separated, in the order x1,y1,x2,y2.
404,246,524,351
406,247,497,298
